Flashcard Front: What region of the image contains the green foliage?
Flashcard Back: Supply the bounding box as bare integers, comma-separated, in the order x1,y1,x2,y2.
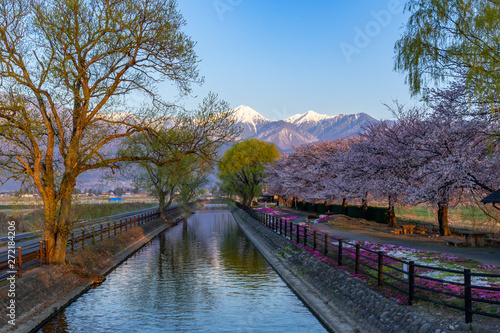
316,203,326,214
367,207,390,224
299,202,391,224
218,139,279,205
326,204,343,214
395,0,500,106
119,93,239,219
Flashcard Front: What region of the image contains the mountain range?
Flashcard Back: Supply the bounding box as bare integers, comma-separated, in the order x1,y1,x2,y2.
232,105,378,151
0,106,379,191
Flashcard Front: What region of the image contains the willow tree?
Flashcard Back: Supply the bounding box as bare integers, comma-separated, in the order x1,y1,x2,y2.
218,139,280,206
176,156,212,212
0,0,201,263
119,94,239,221
395,0,500,107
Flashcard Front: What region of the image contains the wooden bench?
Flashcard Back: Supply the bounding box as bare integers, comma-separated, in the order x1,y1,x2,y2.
421,223,434,233
444,238,466,247
414,228,426,234
485,238,500,246
390,228,401,234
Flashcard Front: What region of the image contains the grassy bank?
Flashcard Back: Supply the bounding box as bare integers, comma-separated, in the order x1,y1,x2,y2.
395,204,499,233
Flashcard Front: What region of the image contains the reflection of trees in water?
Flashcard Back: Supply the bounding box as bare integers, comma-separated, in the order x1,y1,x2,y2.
189,211,270,278
39,209,326,332
219,224,270,278
155,211,273,311
42,210,274,331
41,310,70,333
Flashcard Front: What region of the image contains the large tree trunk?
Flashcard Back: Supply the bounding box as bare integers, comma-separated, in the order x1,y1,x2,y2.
43,182,75,264
362,192,368,220
388,195,397,228
159,191,167,221
438,199,451,236
341,198,348,215
158,188,175,222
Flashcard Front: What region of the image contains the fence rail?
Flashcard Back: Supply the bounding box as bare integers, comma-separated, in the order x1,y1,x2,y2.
0,207,164,281
235,202,500,324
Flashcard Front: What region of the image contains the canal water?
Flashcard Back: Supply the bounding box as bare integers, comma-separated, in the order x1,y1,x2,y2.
39,208,327,332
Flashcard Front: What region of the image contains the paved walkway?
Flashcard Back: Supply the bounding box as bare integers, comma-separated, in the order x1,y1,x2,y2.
266,204,500,267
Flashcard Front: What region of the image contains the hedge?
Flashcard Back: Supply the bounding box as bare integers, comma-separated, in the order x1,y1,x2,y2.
293,201,389,224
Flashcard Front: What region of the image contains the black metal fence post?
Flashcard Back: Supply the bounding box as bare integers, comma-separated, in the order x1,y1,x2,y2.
464,269,472,323
338,239,343,267
378,252,384,286
313,230,317,251
355,244,360,274
408,261,415,305
324,234,328,255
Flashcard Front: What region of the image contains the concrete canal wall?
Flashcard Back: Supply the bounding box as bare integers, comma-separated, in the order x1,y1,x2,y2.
230,206,490,333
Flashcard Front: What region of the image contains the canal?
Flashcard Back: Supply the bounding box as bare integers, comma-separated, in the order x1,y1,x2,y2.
39,207,327,332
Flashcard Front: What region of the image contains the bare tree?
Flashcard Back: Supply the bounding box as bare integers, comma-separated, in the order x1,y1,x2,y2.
0,0,201,263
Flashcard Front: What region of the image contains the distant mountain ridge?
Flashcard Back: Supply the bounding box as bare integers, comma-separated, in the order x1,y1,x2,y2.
232,105,378,151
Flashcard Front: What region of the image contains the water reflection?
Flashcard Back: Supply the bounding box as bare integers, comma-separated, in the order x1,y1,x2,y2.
39,210,326,332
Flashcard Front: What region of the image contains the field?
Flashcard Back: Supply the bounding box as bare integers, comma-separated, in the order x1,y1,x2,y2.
0,197,158,235
394,204,499,233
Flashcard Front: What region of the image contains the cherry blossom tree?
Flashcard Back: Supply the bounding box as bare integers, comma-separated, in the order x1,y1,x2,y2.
265,139,354,211
394,85,500,235
352,83,500,234
266,83,500,235
343,117,417,227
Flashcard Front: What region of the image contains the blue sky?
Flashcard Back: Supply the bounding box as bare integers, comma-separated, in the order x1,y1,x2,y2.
160,0,415,121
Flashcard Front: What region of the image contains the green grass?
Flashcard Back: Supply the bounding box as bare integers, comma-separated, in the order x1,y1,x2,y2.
394,204,499,232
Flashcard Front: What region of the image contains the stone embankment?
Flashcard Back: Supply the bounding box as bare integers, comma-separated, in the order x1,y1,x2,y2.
0,205,196,333
230,206,496,333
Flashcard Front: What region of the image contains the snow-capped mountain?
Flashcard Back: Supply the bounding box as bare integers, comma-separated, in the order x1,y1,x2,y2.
285,110,333,126
232,105,272,137
232,105,378,151
310,113,376,140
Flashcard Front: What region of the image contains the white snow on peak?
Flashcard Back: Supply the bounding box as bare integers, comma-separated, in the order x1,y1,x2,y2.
232,105,269,123
284,110,334,125
232,105,271,135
